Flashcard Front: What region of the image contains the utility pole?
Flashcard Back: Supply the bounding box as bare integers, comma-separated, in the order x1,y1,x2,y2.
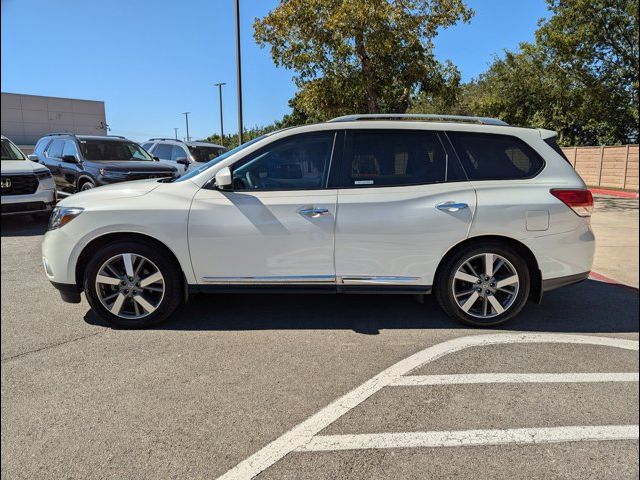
174,127,178,140
182,112,191,142
234,0,244,145
213,82,226,138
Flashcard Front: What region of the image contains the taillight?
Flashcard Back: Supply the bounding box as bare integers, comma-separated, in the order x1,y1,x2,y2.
550,189,594,217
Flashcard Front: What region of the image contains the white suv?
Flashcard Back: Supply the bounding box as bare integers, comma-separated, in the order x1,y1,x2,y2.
1,135,56,217
141,138,226,176
42,115,595,328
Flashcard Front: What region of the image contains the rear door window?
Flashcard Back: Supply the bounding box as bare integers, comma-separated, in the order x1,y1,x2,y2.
339,130,449,188
447,132,545,180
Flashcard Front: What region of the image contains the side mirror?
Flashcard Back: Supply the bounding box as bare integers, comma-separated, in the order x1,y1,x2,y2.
153,156,160,161
28,154,40,163
176,157,189,166
215,166,232,190
62,155,78,163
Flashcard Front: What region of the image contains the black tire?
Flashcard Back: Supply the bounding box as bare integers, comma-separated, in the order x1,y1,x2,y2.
435,241,530,327
84,241,183,328
79,179,95,191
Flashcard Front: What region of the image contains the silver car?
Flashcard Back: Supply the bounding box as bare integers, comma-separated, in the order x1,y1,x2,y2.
1,135,56,217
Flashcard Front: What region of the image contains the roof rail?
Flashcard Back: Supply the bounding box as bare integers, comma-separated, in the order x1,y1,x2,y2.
327,114,509,126
149,137,185,143
45,132,77,137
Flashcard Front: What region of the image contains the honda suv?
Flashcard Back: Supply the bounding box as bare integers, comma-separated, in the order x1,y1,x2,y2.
32,134,178,195
42,114,595,328
1,135,56,217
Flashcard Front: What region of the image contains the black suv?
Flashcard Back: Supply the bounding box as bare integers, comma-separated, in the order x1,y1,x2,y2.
31,134,178,194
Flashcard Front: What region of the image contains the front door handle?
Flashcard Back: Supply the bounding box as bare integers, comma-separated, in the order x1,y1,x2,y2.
298,207,330,218
436,201,469,212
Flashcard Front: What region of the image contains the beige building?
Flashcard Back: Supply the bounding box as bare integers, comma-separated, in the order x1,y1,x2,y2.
1,92,107,153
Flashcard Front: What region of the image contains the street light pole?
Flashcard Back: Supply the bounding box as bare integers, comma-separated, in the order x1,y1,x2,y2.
234,0,243,145
213,82,226,138
182,112,191,142
174,127,178,140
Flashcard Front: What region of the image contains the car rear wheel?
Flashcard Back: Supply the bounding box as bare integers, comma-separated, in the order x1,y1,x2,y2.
84,242,183,327
435,241,530,327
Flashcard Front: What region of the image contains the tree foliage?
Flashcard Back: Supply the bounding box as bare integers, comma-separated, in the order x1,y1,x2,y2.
411,0,639,145
254,0,472,120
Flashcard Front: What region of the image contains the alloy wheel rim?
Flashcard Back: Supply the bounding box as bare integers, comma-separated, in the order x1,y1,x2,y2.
81,183,94,190
451,253,520,320
95,253,165,319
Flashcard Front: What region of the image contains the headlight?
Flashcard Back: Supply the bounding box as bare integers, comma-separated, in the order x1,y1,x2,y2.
35,170,52,179
99,169,128,179
48,207,84,231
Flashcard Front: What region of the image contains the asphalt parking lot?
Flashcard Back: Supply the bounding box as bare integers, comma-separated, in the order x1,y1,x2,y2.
1,195,638,479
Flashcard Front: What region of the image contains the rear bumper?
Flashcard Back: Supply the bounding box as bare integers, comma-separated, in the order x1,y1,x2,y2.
50,281,82,303
542,271,590,292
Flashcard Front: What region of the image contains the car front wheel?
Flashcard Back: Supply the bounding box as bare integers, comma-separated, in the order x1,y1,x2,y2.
84,242,183,327
435,242,530,327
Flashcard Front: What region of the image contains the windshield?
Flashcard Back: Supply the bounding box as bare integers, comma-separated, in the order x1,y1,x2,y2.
174,135,267,182
188,145,226,163
1,138,26,161
79,140,154,161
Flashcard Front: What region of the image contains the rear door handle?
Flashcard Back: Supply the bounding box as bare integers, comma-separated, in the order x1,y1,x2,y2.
436,202,469,212
298,207,330,218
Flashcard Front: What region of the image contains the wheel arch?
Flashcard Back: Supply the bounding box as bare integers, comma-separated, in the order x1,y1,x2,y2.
434,235,543,303
75,232,188,298
76,174,95,190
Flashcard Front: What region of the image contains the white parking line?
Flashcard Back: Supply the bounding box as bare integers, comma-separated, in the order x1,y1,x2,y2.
217,334,639,480
296,425,640,452
390,372,639,386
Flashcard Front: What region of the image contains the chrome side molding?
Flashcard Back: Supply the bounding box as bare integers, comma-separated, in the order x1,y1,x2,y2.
202,275,335,284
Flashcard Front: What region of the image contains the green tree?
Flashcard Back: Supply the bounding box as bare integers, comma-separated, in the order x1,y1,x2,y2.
254,0,473,120
413,0,639,146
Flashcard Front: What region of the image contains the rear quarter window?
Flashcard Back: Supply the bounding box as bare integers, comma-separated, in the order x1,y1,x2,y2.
448,132,545,180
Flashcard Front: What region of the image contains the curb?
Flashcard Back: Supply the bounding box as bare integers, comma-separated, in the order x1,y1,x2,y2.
590,188,639,199
589,271,638,292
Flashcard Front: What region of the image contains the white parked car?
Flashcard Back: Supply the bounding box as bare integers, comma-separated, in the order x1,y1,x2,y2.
1,135,56,217
141,138,226,176
42,115,595,328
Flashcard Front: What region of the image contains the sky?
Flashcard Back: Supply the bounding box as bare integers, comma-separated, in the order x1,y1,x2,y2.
1,0,550,142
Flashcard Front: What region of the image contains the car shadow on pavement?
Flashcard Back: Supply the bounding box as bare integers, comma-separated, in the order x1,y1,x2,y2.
0,215,48,237
84,279,639,335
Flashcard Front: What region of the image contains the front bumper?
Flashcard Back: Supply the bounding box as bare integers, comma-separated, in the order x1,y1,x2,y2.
50,281,82,303
1,187,56,215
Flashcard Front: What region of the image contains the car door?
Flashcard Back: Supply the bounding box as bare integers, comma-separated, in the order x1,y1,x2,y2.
333,129,477,289
59,140,82,190
151,143,175,171
42,139,66,189
188,131,338,285
171,145,191,175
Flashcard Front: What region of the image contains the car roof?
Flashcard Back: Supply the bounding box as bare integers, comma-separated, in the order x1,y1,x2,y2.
147,138,226,149
267,119,546,141
76,135,131,142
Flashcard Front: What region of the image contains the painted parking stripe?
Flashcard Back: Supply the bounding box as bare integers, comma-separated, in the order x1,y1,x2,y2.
217,334,639,480
390,372,639,386
296,425,640,452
